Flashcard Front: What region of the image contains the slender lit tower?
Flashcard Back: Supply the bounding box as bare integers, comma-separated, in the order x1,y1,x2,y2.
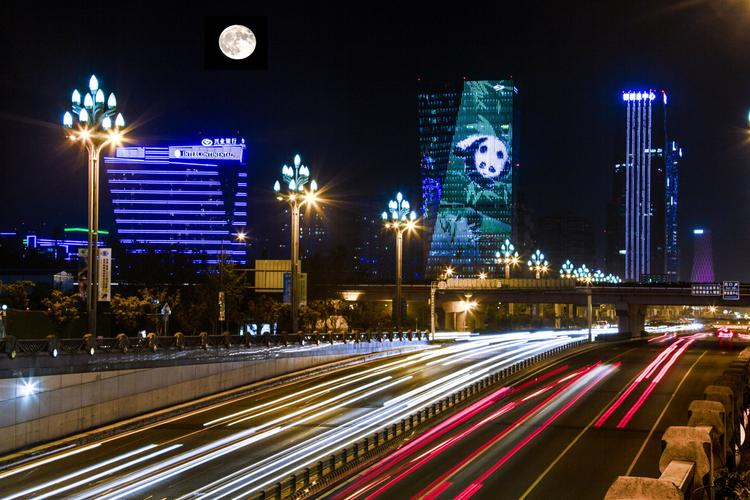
622,89,668,282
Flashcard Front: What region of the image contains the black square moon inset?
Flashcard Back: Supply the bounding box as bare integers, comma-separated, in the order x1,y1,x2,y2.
205,16,268,70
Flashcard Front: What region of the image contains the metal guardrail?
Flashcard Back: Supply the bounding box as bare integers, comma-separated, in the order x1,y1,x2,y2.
0,330,430,359
253,339,588,500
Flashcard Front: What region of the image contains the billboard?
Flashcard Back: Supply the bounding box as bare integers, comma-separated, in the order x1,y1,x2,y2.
426,80,515,277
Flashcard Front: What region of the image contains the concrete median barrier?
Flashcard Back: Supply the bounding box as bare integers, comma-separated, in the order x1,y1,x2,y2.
604,476,683,500
660,425,713,497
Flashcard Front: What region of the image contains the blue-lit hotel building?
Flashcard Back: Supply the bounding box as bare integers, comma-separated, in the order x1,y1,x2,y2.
103,137,248,265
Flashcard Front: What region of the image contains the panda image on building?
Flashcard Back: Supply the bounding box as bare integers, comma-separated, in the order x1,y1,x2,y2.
454,134,511,189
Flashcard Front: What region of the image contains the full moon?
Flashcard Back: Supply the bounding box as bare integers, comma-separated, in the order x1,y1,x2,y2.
218,25,256,60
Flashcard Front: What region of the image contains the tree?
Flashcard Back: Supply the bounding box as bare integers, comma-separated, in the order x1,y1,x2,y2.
42,290,81,334
0,280,35,309
111,294,150,333
247,295,282,335
299,304,321,333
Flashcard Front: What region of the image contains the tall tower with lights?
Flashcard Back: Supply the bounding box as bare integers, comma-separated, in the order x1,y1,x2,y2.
621,89,672,282
665,140,682,281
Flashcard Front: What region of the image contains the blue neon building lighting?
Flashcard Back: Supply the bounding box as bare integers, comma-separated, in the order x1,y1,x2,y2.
104,139,247,265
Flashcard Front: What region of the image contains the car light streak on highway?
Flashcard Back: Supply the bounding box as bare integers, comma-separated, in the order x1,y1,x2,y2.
8,333,577,500
333,366,571,500
181,338,575,499
594,338,684,428
342,367,594,500
0,443,102,480
454,363,618,499
384,340,569,410
202,340,495,427
84,378,409,499
2,333,569,500
414,363,602,500
641,338,684,379
438,339,530,365
226,376,393,427
25,444,182,500
455,481,483,500
615,338,695,429
4,444,159,499
423,481,453,500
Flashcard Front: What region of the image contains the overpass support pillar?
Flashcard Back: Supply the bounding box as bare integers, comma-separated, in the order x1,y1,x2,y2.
554,304,562,329
616,303,647,338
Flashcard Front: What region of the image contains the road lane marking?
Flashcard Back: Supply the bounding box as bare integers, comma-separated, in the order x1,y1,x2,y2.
518,345,641,499
624,350,707,475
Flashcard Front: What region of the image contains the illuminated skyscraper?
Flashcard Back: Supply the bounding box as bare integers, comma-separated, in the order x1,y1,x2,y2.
419,80,518,278
104,137,247,265
690,228,714,283
665,140,682,281
621,89,672,282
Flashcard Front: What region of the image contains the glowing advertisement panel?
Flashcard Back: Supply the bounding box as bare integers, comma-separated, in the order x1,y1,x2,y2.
427,80,514,276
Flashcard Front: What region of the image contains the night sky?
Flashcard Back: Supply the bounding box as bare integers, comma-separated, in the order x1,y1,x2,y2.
2,2,750,279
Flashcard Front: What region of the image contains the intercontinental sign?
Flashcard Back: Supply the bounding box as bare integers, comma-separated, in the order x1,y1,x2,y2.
169,145,244,161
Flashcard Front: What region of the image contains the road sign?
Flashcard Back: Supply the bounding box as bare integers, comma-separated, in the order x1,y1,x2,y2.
723,281,740,301
691,283,721,296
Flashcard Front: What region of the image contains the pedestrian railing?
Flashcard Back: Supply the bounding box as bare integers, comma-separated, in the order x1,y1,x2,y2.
0,330,431,360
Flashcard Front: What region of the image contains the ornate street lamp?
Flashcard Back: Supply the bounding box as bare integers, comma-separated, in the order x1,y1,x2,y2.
274,154,319,334
592,269,606,283
560,259,575,279
382,192,417,330
494,238,520,279
574,264,593,285
63,74,125,335
604,273,622,284
527,249,549,279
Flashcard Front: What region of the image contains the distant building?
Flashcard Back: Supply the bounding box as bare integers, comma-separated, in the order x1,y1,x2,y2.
536,215,595,271
0,228,107,286
605,162,626,277
352,211,390,282
690,228,714,283
278,206,328,260
103,137,248,265
418,80,518,278
620,89,679,282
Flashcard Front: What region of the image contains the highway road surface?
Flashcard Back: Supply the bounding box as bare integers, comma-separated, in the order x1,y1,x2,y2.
324,331,741,500
0,330,589,499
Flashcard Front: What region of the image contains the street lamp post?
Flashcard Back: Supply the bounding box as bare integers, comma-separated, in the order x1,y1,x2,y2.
382,192,417,331
527,249,549,279
63,75,125,335
274,154,318,335
573,264,593,286
494,238,519,279
560,259,575,279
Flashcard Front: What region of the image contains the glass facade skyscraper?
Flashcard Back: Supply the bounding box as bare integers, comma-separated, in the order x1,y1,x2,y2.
104,137,248,265
665,140,682,281
419,80,518,278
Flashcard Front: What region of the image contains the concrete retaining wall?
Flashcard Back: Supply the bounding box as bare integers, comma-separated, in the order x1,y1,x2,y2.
0,341,428,454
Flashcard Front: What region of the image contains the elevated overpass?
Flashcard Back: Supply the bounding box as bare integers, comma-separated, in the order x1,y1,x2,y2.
321,279,750,336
